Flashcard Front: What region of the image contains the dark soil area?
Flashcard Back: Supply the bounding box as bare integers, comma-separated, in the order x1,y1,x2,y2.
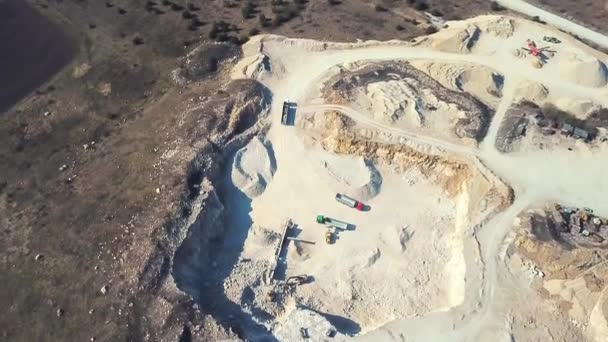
0,0,77,113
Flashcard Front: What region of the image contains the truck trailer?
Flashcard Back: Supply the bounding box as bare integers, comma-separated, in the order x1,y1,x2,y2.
316,215,349,230
335,193,364,211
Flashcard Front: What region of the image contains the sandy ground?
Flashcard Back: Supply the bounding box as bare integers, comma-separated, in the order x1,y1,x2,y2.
218,14,608,341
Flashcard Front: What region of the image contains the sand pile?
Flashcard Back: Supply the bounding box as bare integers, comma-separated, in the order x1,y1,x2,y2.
513,80,549,103
366,80,423,126
476,16,514,38
431,25,480,53
317,153,382,201
410,61,503,106
553,98,599,119
231,137,276,197
558,53,608,88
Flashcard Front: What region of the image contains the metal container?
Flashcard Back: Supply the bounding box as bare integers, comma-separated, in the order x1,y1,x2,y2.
335,193,364,211
316,215,349,230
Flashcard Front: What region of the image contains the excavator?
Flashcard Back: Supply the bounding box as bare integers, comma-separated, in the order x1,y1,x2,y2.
522,39,554,58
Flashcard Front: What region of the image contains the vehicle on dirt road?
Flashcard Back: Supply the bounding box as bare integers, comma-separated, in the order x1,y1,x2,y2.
316,215,350,230
335,193,365,211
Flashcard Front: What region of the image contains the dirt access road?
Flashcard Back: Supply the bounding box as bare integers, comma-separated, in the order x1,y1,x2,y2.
241,15,608,339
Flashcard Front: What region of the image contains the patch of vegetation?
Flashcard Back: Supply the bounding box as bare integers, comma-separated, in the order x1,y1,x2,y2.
374,4,388,12
208,21,242,44
490,1,505,11
531,15,546,24
425,26,437,34
241,1,256,19
414,0,429,11
249,27,261,36
259,14,270,27
270,1,301,27
430,9,443,17
327,0,342,4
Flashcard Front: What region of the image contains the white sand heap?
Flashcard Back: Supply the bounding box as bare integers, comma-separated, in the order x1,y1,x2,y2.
558,53,608,88
410,60,504,106
513,80,549,103
553,97,600,119
231,137,276,197
317,153,382,201
366,80,423,126
431,25,481,54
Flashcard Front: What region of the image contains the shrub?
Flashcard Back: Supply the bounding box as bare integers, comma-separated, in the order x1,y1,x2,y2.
187,3,200,11
430,9,442,17
490,1,504,11
209,26,218,39
206,57,218,73
259,14,269,27
414,0,428,11
374,4,388,12
238,35,250,45
425,26,437,34
241,1,255,19
531,15,545,24
396,24,405,31
327,0,341,4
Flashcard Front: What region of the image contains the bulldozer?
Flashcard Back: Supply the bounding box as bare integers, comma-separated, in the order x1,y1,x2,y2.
325,229,333,244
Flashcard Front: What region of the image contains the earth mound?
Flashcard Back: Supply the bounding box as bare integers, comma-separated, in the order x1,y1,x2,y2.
558,53,608,88
231,137,276,197
317,153,382,201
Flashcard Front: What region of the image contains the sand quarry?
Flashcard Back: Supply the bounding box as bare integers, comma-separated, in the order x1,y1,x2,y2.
206,15,608,341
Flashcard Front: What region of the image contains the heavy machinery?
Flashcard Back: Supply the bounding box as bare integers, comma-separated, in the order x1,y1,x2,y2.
543,36,561,44
286,274,312,286
281,100,297,125
335,193,364,211
325,229,333,244
316,215,349,230
522,39,554,58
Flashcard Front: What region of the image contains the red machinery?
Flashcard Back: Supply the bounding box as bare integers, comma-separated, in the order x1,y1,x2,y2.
523,39,553,57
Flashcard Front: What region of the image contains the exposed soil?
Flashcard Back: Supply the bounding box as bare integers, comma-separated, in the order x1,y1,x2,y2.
321,61,494,141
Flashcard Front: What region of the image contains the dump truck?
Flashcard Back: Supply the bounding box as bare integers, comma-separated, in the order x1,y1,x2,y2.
281,100,297,125
281,100,290,125
316,215,349,230
335,193,364,211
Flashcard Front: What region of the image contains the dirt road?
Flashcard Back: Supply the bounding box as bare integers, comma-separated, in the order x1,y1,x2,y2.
300,104,476,156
